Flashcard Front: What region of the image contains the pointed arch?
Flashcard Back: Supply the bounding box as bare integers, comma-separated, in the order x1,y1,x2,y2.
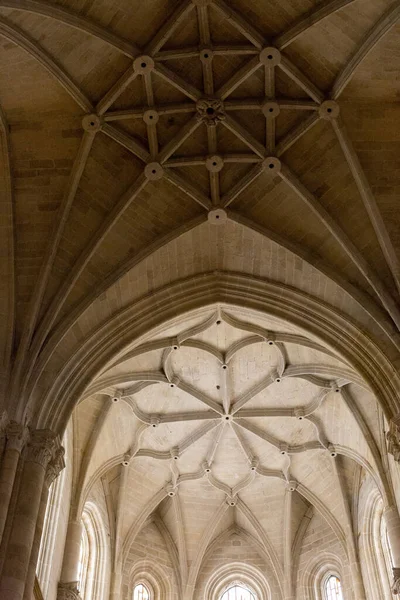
80,501,110,600
0,18,92,110
32,273,400,434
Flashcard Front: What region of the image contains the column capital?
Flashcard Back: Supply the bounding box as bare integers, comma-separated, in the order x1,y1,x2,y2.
57,582,82,600
387,417,400,462
25,429,57,468
45,445,66,487
6,420,29,452
392,568,400,595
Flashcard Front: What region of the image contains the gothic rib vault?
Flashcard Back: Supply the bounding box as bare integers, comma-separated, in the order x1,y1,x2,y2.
0,0,400,599
1,0,400,421
71,303,395,600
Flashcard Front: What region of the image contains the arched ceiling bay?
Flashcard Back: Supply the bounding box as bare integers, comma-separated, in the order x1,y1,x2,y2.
1,0,400,415
71,305,392,594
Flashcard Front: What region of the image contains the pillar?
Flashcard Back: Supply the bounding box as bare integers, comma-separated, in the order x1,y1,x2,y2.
0,429,56,600
0,422,27,544
23,446,65,600
57,520,83,600
384,505,400,595
110,568,122,600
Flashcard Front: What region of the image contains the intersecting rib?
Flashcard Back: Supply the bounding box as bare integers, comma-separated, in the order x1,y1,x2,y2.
164,169,212,210
102,123,150,163
0,0,139,57
274,0,356,49
276,112,320,156
331,3,400,99
104,103,195,122
222,162,266,208
145,0,195,55
96,68,138,115
28,174,148,358
176,380,223,414
212,0,265,48
279,55,324,103
158,118,201,164
231,373,277,414
154,63,203,101
223,115,266,158
14,130,96,394
0,19,92,112
216,56,262,99
179,421,220,453
205,424,225,466
333,116,400,295
279,163,400,328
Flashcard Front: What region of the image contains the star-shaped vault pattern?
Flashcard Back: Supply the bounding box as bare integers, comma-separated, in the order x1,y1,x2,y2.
87,308,366,507
2,0,400,411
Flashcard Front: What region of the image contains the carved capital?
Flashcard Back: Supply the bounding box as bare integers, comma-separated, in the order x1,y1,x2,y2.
26,429,57,468
45,446,66,488
57,582,81,600
6,421,28,453
392,568,400,595
387,418,400,462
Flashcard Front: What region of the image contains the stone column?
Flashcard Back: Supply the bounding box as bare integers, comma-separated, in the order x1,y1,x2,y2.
23,446,65,600
0,422,28,544
383,506,400,595
57,520,83,600
110,568,122,600
0,429,56,600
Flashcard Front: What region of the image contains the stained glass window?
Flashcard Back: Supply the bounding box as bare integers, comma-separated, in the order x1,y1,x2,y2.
325,575,344,600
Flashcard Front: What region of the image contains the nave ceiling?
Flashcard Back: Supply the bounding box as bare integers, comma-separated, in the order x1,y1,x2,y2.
70,306,392,597
0,2,399,593
1,0,400,426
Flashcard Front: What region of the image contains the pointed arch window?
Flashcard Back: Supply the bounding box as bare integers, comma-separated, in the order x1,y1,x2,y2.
220,584,257,600
133,583,150,600
324,575,343,600
77,503,108,600
78,520,89,598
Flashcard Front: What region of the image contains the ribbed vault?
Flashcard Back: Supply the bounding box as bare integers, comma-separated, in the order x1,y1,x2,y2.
0,3,400,600
71,303,392,600
1,0,400,428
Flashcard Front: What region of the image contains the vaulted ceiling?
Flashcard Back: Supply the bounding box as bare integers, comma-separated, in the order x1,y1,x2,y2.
1,0,399,594
72,305,388,597
1,0,400,419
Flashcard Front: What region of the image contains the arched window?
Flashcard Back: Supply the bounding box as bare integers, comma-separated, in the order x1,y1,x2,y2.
78,522,89,598
381,515,395,574
133,583,150,600
324,575,343,600
77,503,109,600
220,584,257,600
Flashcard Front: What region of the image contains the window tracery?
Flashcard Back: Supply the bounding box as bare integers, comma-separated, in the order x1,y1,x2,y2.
324,575,343,600
76,503,108,600
133,583,150,600
220,584,257,600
